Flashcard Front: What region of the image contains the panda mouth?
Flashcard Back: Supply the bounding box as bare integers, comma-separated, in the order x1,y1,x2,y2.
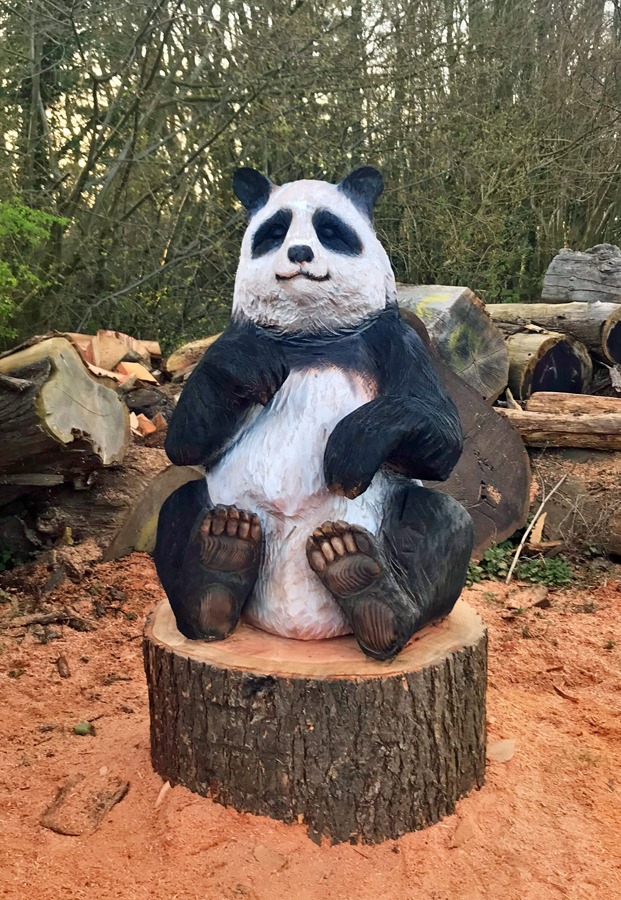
276,271,330,283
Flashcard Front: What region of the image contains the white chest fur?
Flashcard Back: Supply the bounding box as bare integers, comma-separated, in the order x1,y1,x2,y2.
207,366,392,639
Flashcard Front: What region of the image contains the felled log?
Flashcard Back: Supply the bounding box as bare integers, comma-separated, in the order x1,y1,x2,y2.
529,448,621,557
497,407,621,450
526,392,621,415
144,598,487,844
505,332,592,400
486,301,621,365
165,334,221,377
543,244,621,304
0,337,129,502
397,285,509,402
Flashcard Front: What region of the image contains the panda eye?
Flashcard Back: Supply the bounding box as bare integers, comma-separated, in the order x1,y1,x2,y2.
313,209,363,256
251,210,292,258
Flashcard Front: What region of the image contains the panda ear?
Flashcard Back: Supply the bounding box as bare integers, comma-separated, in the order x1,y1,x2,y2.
338,166,384,220
233,168,274,216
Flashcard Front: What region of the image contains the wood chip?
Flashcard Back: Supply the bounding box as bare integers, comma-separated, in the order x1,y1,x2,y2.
55,655,71,678
155,780,171,809
135,413,157,436
41,772,129,835
151,411,167,432
530,512,547,544
486,738,516,763
553,684,579,703
115,361,158,384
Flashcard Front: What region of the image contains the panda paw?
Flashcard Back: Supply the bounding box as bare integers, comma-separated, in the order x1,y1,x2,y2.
197,505,262,572
306,521,382,596
306,521,419,661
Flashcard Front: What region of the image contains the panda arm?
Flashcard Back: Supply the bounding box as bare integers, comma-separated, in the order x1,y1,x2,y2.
324,323,462,497
165,323,289,467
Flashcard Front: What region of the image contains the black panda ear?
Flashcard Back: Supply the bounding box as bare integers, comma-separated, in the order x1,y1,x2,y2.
232,168,274,216
338,166,384,220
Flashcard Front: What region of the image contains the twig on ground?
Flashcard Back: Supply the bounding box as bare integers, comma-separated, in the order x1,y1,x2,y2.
505,474,568,585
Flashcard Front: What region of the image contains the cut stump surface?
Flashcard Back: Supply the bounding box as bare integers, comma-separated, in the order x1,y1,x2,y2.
143,599,487,844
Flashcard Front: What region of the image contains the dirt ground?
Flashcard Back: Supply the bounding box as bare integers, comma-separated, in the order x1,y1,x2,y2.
1,551,620,900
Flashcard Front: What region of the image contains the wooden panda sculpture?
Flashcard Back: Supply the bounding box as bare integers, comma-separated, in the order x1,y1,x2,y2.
154,166,474,661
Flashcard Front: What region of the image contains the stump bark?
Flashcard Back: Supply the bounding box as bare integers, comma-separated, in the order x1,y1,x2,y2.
144,599,487,845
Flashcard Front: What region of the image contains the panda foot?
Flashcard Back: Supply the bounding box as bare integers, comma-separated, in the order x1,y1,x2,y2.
175,505,262,641
306,521,418,661
197,505,262,572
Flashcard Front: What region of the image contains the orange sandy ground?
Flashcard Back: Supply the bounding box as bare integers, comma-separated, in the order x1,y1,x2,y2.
1,553,620,900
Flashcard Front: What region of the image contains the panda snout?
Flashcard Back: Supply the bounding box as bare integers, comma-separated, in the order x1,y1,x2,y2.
287,244,314,264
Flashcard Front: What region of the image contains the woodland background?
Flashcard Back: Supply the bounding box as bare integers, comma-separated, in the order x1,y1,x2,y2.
1,0,621,350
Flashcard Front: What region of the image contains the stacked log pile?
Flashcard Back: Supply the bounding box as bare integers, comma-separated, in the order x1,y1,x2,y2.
398,285,600,401
2,248,621,570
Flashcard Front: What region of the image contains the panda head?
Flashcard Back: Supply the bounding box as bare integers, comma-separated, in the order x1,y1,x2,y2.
231,166,397,333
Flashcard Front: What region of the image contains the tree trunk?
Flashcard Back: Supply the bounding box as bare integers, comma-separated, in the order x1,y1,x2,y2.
486,301,621,364
397,285,509,402
526,392,621,415
505,332,592,400
0,337,129,504
143,599,487,845
529,448,621,557
542,244,621,304
496,408,621,450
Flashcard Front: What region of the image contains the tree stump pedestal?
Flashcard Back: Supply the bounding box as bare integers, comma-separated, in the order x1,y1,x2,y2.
143,599,487,844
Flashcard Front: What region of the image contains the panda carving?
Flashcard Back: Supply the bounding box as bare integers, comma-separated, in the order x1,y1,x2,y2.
154,166,474,660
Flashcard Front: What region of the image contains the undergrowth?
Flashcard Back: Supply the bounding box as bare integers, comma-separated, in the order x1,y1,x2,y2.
466,540,575,588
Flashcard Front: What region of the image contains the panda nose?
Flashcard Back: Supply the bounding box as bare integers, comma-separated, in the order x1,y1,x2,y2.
287,244,314,264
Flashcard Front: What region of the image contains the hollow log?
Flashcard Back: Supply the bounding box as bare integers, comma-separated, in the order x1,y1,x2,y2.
397,285,509,402
0,337,129,502
529,448,621,557
542,244,621,304
526,392,621,416
496,408,621,450
486,301,621,365
144,598,487,844
505,331,593,400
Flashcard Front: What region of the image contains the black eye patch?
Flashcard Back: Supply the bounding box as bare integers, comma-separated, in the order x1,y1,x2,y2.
251,210,292,258
312,209,363,256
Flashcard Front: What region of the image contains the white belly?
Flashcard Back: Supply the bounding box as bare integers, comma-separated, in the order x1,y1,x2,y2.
207,366,392,639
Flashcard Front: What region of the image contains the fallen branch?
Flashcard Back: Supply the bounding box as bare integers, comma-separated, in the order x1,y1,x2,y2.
6,610,93,632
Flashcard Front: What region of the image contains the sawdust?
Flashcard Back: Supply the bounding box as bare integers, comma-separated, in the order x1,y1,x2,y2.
0,553,620,900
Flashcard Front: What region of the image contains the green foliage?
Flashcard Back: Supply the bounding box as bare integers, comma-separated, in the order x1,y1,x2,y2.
517,557,575,588
0,200,67,341
2,1,621,343
466,542,575,588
